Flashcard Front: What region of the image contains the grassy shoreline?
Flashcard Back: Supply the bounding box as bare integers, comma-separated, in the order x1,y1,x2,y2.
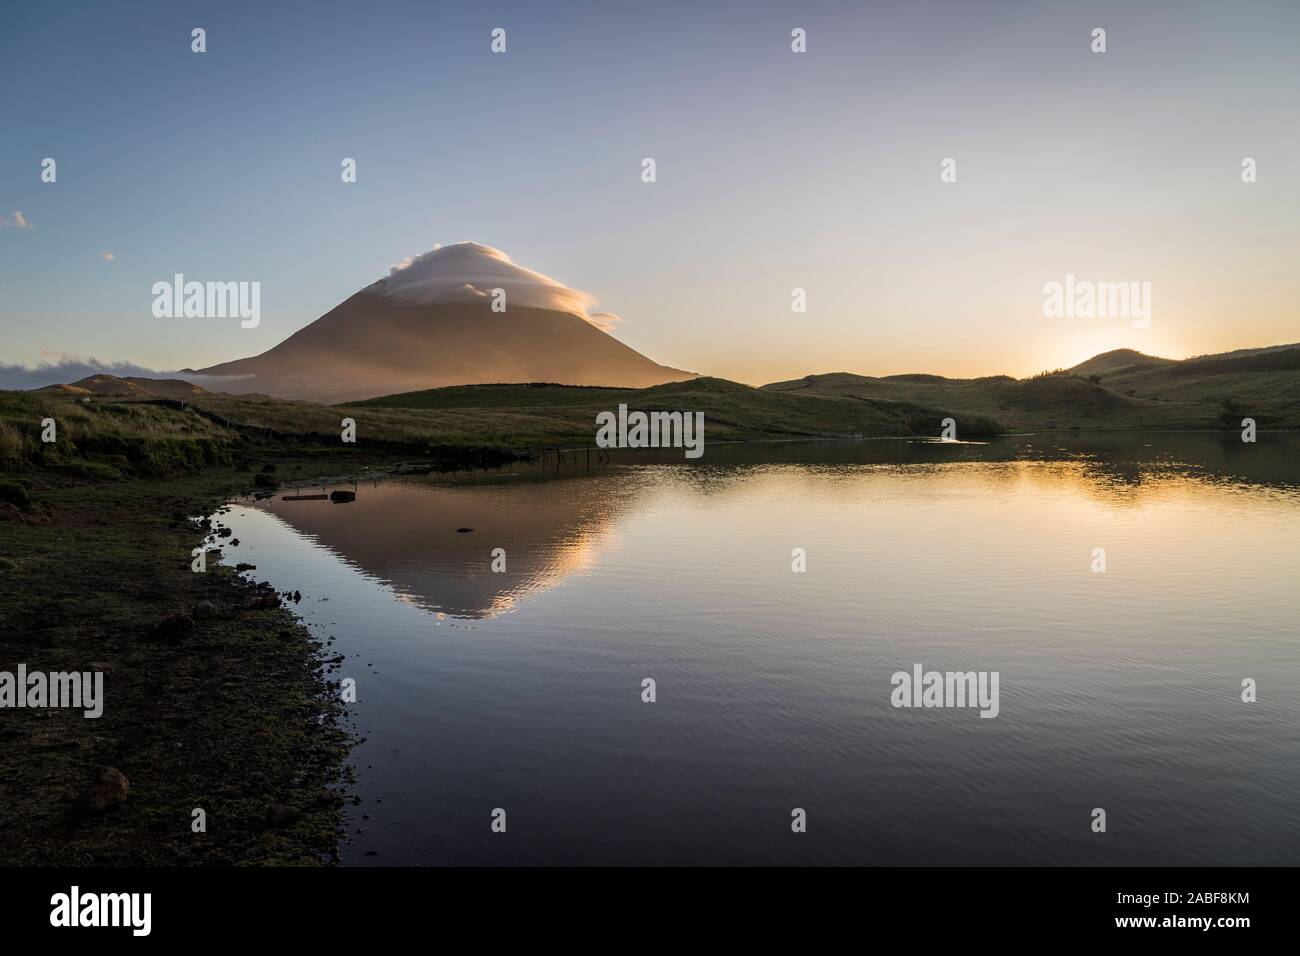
0,421,510,864
3,464,317,863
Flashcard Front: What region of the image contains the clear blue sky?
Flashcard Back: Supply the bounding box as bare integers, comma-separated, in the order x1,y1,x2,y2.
2,0,1298,386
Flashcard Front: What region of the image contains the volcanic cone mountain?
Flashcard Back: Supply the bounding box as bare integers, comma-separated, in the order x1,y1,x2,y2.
195,243,695,403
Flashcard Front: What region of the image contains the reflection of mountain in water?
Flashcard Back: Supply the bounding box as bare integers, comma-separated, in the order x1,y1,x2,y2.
253,474,638,619
252,433,1300,619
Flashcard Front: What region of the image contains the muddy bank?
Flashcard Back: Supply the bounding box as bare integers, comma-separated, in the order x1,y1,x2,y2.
0,452,485,865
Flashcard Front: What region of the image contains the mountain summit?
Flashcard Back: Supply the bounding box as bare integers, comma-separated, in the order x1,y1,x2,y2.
195,243,695,403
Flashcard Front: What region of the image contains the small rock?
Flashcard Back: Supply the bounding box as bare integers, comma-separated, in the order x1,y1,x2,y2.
235,563,256,572
456,528,474,534
329,490,356,503
80,767,129,813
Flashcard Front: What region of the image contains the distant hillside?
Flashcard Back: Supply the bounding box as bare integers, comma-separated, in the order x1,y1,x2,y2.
763,343,1300,430
38,374,208,400
35,382,93,397
1066,349,1175,377
349,376,1003,443
1173,344,1300,375
0,376,1001,481
354,381,636,410
764,371,1153,430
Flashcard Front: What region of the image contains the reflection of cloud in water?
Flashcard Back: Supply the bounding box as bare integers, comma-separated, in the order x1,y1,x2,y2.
252,476,635,619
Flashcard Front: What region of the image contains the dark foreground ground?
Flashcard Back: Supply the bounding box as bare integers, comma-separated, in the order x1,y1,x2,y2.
0,443,498,865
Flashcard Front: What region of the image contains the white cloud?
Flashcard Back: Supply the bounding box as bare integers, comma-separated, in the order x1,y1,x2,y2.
101,251,115,261
374,242,616,331
0,357,162,390
0,355,259,393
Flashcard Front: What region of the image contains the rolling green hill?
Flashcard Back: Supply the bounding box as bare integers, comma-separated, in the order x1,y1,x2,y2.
1064,348,1176,378
37,374,210,400
763,344,1300,431
0,375,1000,485
348,376,1003,444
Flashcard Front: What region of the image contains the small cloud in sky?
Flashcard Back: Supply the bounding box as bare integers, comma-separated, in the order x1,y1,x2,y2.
588,312,622,333
390,243,441,274
101,251,115,261
0,210,36,230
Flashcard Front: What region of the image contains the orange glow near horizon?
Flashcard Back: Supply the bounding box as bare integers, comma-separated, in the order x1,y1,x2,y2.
700,322,1299,386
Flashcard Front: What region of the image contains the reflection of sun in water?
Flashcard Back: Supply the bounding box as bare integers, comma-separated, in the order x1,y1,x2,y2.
384,523,623,622
480,527,619,618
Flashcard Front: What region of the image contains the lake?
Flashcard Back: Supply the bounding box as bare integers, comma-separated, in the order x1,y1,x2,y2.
213,433,1300,865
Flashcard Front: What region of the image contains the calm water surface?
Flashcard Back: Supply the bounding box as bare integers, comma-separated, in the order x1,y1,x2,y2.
214,433,1300,865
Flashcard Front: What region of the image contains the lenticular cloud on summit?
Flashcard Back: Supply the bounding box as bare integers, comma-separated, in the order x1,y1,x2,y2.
374,242,618,331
